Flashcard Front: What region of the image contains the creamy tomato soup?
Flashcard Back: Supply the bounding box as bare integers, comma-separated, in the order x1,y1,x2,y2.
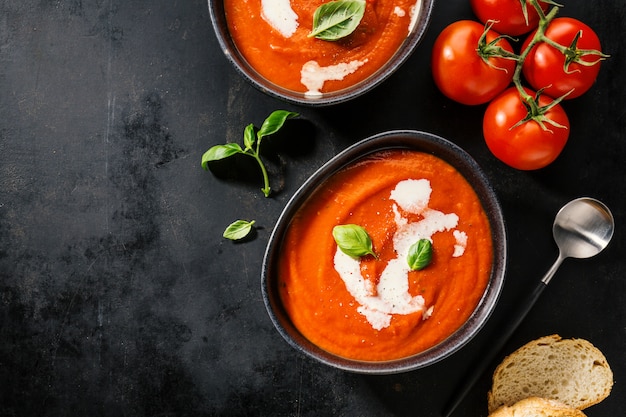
224,0,422,96
278,150,493,361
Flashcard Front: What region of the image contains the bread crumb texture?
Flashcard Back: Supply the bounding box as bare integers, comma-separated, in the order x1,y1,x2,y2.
487,334,613,413
487,397,588,417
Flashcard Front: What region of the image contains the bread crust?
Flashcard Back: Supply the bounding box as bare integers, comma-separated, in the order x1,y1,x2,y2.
488,334,613,413
488,397,587,417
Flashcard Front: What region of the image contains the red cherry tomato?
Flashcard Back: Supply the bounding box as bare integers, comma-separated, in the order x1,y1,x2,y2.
483,87,570,170
522,17,604,99
431,20,516,105
470,0,550,36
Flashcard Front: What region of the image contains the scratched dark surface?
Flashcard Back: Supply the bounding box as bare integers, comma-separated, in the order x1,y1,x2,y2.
1,1,625,416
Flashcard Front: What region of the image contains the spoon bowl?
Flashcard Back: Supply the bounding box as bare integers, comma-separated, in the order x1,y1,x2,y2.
542,197,615,285
553,197,615,260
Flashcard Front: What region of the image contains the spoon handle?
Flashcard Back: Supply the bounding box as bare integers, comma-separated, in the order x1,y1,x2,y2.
442,278,551,417
541,253,565,285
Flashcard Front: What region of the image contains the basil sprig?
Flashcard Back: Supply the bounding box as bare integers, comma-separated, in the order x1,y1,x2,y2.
309,0,366,41
223,219,256,240
201,110,299,197
332,224,377,259
407,239,433,271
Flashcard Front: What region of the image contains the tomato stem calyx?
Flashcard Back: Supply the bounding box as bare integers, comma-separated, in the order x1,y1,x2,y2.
478,21,520,71
514,88,572,133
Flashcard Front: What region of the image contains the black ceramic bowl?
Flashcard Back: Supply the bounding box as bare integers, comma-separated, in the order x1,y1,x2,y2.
207,0,435,106
261,130,507,374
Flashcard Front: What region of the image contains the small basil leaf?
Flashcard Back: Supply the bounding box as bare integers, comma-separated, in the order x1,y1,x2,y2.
407,239,433,271
332,224,377,258
223,220,256,240
257,110,299,139
243,123,256,150
309,0,366,41
201,143,243,170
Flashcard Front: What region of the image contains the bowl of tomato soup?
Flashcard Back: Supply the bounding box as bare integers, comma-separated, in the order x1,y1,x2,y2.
208,0,434,105
262,130,506,373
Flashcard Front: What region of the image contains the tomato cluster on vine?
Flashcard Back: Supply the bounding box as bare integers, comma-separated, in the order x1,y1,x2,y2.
431,0,608,170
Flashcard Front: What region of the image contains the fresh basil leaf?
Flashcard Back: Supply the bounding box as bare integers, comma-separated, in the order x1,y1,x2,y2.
223,220,256,240
257,110,299,139
243,123,256,150
332,224,377,258
309,0,366,41
201,109,298,197
407,239,433,271
201,143,243,170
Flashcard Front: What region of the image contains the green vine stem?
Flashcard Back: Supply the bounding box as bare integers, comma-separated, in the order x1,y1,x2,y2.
512,3,560,107
253,136,271,197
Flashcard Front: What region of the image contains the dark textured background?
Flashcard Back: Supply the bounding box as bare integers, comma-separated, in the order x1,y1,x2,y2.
1,1,625,416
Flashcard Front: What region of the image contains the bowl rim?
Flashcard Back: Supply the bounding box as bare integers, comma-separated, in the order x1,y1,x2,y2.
207,0,436,106
261,130,507,374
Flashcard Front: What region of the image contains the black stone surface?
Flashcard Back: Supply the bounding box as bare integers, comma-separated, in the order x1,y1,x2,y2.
1,1,625,416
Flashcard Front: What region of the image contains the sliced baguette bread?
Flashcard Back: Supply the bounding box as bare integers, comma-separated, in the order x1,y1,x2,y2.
488,397,587,417
488,334,613,413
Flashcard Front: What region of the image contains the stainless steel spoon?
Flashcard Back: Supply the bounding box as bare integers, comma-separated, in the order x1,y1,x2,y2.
543,197,614,284
443,197,615,417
